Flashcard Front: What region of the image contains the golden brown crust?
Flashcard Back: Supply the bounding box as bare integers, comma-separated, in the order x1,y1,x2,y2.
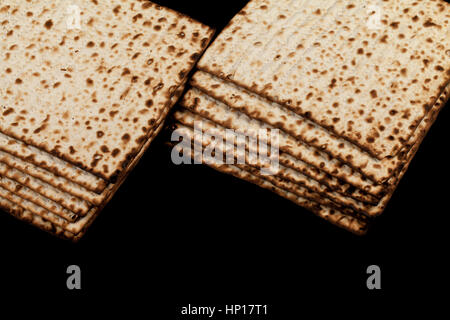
0,0,214,181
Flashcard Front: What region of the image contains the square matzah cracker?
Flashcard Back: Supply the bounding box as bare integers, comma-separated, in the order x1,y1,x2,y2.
0,0,213,181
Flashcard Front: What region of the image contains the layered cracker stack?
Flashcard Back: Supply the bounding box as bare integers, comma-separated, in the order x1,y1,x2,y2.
0,0,213,240
172,0,450,234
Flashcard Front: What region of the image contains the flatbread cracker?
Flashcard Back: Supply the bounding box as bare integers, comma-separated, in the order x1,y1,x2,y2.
0,81,185,240
198,0,450,161
0,0,213,181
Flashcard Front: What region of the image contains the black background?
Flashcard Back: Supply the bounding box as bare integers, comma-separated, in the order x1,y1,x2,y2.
1,0,449,312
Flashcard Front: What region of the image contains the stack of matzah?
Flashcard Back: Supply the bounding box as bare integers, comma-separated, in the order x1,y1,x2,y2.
0,0,213,240
172,0,450,234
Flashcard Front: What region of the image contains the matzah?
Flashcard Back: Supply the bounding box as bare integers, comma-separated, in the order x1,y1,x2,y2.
0,0,213,181
0,81,186,239
165,0,449,234
198,0,450,163
0,111,168,240
0,0,213,239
